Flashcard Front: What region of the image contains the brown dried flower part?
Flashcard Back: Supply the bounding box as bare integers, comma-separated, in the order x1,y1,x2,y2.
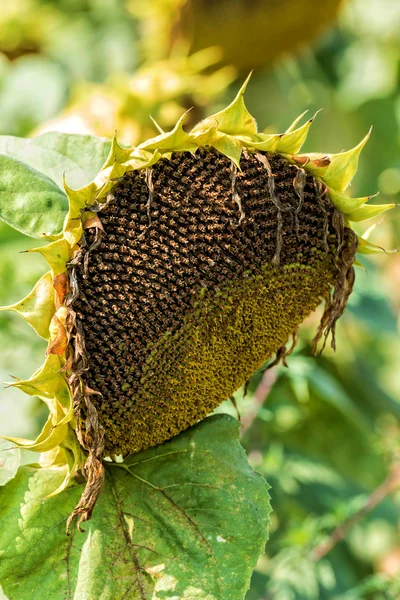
1,77,394,530
70,150,356,457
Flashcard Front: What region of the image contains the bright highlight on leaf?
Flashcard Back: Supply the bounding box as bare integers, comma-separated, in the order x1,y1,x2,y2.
0,440,20,487
0,154,68,238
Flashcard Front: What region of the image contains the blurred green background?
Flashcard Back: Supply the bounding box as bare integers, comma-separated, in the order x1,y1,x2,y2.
0,0,400,598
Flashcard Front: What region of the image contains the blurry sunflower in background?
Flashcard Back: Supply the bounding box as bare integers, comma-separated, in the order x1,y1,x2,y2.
0,0,400,598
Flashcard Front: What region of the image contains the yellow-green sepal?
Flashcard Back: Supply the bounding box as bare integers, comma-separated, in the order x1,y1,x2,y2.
124,148,162,171
44,448,76,498
212,134,243,168
0,272,55,340
283,152,331,177
328,189,378,214
190,124,221,147
6,354,63,399
285,111,309,132
353,259,367,270
39,445,67,468
192,73,257,137
28,238,71,276
96,148,161,201
247,113,315,154
357,235,396,255
347,202,396,222
45,431,86,498
321,129,372,192
64,178,95,223
275,112,318,154
139,111,196,153
1,412,68,453
108,132,134,165
55,379,74,426
149,115,165,135
240,133,280,153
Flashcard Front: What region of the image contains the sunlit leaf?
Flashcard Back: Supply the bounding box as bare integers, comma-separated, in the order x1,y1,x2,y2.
0,132,111,190
0,440,20,487
0,415,271,600
0,155,67,238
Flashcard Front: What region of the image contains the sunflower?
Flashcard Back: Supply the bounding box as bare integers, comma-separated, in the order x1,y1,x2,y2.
1,76,393,530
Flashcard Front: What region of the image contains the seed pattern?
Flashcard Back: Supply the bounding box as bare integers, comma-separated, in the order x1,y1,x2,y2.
71,149,350,456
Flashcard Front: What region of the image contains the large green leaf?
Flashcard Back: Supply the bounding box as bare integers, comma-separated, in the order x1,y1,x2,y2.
0,132,111,190
0,415,270,600
0,155,68,238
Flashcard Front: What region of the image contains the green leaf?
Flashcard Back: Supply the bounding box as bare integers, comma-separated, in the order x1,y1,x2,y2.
0,415,270,600
0,132,111,190
0,440,20,487
0,155,68,238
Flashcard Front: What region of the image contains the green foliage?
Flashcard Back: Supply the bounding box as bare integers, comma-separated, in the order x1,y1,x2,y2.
0,441,20,487
0,133,111,190
0,57,68,137
0,154,67,238
0,132,111,237
0,415,270,600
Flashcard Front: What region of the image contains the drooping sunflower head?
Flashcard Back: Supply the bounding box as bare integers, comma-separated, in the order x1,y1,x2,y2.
70,149,355,459
2,76,394,528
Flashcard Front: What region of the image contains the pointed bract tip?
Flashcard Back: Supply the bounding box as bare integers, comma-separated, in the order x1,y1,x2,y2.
357,234,397,255
111,131,124,153
149,115,165,135
347,202,396,223
239,72,253,95
322,128,372,192
285,111,308,133
309,108,323,123
62,171,72,194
